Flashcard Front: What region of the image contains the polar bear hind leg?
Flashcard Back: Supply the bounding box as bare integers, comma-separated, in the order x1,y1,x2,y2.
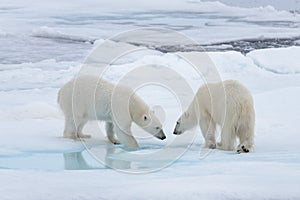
63,117,77,139
76,118,91,139
105,122,120,144
236,124,254,153
63,117,90,140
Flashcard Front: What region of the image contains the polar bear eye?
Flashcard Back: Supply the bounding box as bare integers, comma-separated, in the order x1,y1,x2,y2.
143,115,148,121
176,121,180,125
156,127,160,130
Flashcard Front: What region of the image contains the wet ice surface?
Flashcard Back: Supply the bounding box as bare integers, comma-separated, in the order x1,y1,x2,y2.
0,35,91,64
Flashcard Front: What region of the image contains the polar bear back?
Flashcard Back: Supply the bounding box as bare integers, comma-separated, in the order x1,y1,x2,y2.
196,80,254,126
58,75,134,122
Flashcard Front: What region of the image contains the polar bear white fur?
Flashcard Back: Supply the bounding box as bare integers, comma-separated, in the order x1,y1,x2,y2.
173,80,255,153
58,75,166,148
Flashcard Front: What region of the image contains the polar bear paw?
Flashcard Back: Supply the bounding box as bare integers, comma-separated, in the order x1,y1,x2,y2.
78,134,91,139
205,141,216,149
112,139,121,145
237,145,250,153
107,137,121,145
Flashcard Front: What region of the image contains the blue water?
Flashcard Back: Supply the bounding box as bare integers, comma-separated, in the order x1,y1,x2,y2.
1,142,299,172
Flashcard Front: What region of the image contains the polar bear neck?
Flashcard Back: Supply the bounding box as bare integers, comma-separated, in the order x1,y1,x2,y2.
129,93,149,124
186,98,199,125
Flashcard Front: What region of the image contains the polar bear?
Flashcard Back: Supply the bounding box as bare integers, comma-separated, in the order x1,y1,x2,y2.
173,80,254,153
58,75,166,148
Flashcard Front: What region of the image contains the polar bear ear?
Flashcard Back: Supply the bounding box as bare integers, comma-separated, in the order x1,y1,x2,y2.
184,112,190,118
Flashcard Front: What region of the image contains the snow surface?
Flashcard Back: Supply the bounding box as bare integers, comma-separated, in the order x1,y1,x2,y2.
1,45,300,199
203,0,300,11
1,0,300,199
247,47,300,74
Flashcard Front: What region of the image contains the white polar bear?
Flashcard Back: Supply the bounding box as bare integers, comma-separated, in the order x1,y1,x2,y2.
58,75,166,148
173,80,255,153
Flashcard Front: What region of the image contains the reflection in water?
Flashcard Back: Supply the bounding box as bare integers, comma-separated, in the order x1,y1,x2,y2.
104,146,132,170
63,145,132,170
0,144,180,171
63,152,92,170
86,143,184,173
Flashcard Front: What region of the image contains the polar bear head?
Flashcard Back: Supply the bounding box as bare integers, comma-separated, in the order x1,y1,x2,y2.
173,111,196,135
137,110,166,140
129,93,166,140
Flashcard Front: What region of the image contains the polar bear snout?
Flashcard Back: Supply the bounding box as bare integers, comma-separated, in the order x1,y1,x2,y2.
173,121,183,135
173,128,182,135
173,130,182,135
155,129,166,140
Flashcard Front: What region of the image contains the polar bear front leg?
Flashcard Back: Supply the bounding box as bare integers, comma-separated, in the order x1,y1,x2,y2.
113,123,139,148
219,124,236,151
105,122,120,145
199,112,216,149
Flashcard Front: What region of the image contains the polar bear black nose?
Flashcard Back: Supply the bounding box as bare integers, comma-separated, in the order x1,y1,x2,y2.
173,130,181,135
156,130,166,140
